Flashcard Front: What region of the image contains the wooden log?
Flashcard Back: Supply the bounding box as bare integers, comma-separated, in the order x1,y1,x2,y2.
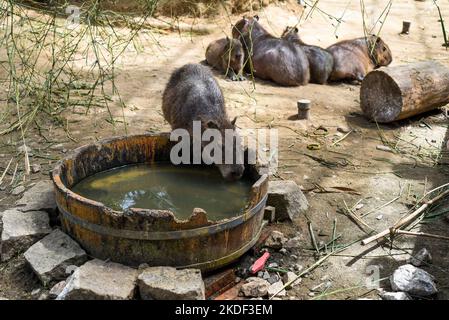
360,61,449,123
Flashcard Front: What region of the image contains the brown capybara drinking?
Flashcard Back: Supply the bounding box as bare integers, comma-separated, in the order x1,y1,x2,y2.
232,15,310,86
162,63,244,181
326,35,393,82
206,37,245,81
281,26,334,84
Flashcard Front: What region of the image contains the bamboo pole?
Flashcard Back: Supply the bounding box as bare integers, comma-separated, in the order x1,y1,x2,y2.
362,189,449,245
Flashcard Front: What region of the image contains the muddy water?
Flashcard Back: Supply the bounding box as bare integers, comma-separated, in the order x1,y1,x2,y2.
72,163,253,220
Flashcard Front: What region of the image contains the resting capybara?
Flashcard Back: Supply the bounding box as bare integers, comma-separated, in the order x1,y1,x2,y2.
281,26,334,85
326,35,393,82
162,63,245,181
232,15,310,86
205,37,245,81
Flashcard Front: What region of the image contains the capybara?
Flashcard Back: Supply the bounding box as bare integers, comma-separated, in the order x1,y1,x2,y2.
326,35,393,82
205,37,245,81
162,63,245,181
232,15,310,86
281,26,334,84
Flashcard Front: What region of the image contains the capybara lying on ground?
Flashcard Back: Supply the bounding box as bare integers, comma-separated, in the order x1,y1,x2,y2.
281,26,334,84
206,37,245,81
162,63,244,181
326,35,393,82
232,15,310,86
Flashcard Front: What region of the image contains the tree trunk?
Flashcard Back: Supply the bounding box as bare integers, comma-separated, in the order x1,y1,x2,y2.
360,61,449,123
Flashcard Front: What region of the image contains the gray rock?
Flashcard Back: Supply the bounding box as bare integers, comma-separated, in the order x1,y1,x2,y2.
31,164,41,174
49,281,66,299
390,264,437,296
56,259,138,300
268,262,279,268
267,280,286,297
284,237,301,249
264,230,288,250
279,248,287,254
267,274,280,285
258,270,270,280
240,277,270,297
24,229,88,286
11,185,26,196
380,291,412,300
15,180,57,214
267,180,308,221
137,267,205,300
0,297,8,300
337,126,352,134
409,248,432,267
1,209,51,262
31,288,41,296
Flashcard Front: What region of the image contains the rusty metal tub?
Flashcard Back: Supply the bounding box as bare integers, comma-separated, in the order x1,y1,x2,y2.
51,133,268,272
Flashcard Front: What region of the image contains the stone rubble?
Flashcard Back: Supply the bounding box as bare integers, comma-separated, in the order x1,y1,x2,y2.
284,236,301,249
390,264,437,297
24,229,88,286
11,185,26,196
408,248,432,267
49,281,67,299
264,230,288,250
1,209,51,262
15,180,57,215
267,180,309,221
240,277,270,297
137,266,205,300
57,259,138,300
267,280,286,297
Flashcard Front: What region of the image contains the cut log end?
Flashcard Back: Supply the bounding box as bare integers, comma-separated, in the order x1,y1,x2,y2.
360,70,403,123
360,61,449,123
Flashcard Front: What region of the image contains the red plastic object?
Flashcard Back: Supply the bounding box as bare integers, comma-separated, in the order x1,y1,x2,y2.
250,252,270,274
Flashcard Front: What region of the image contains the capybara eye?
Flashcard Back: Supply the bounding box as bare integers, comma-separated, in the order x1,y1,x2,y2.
383,47,387,52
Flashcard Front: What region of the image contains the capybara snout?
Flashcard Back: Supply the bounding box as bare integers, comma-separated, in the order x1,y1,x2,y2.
370,36,393,67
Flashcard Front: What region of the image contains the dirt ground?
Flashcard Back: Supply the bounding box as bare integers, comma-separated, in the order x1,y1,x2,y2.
1,0,449,300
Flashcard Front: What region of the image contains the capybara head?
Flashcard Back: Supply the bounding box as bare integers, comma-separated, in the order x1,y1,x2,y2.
232,15,259,39
223,37,244,74
367,35,393,67
281,26,300,42
200,116,244,181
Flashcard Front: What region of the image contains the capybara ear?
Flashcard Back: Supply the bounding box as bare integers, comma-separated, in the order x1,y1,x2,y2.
231,116,237,126
205,120,219,129
294,26,299,32
253,15,259,21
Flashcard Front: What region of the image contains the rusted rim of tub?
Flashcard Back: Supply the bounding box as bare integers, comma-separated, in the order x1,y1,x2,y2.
52,133,268,239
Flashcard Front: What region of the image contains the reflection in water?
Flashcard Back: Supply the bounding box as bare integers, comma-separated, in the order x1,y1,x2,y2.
72,163,252,220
